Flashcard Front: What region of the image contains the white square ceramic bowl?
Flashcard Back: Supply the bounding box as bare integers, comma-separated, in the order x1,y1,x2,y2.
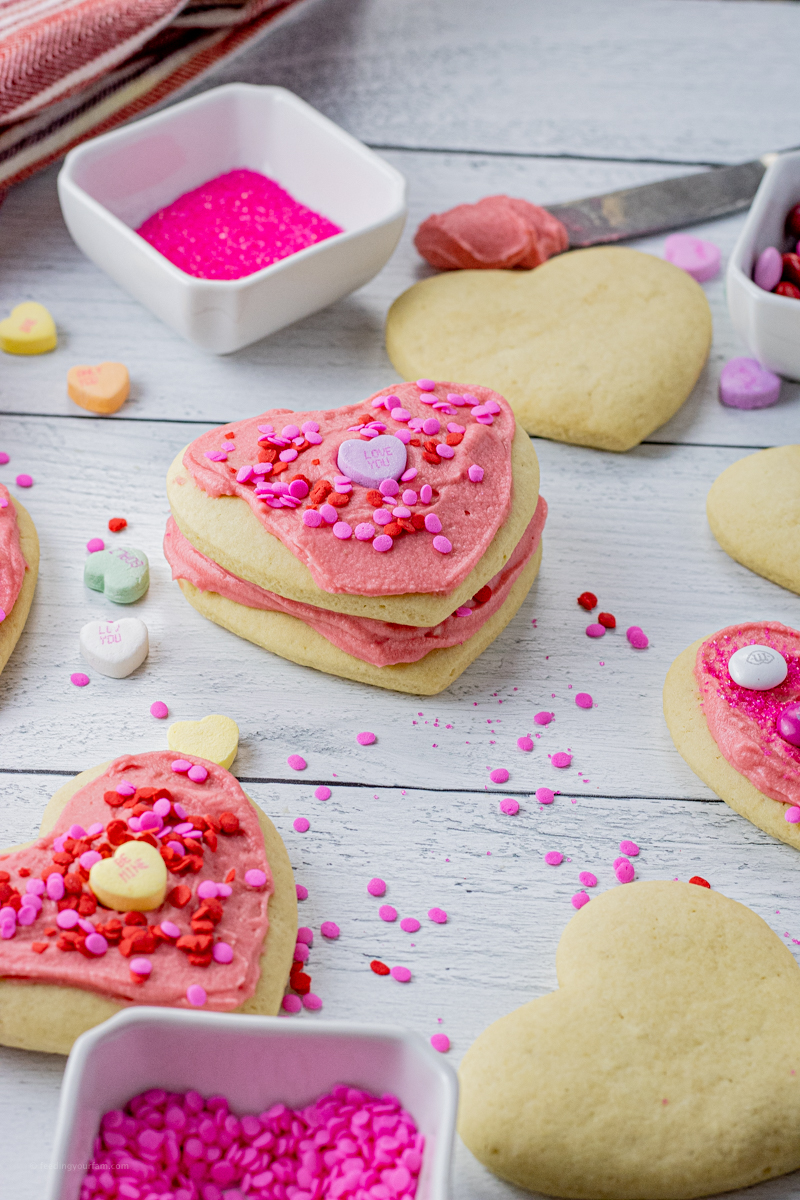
57,84,407,354
46,1009,458,1200
727,150,800,380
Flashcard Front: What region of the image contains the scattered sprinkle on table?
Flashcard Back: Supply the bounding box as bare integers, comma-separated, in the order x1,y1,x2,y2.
400,917,420,932
367,877,386,897
315,785,331,800
575,693,593,708
615,860,635,883
391,965,412,983
499,797,519,815
370,959,391,975
572,891,590,909
598,611,616,628
536,787,555,805
356,730,377,745
517,735,534,751
0,453,8,464
577,591,597,610
70,672,90,687
620,839,639,856
108,517,127,532
86,537,104,553
287,754,307,771
428,907,447,924
15,474,32,488
586,623,605,638
534,711,554,725
293,817,310,833
690,875,711,888
150,700,169,719
627,626,649,648
551,752,572,768
490,767,509,783
296,884,309,901
579,871,598,887
320,921,340,939
545,851,563,866
431,1033,450,1052
380,905,398,922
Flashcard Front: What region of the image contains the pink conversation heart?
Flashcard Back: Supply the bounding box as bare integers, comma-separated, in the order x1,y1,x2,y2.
719,357,781,410
664,233,720,283
336,434,407,488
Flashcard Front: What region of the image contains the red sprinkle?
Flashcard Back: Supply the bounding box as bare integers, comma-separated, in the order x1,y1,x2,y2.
370,959,391,976
108,518,128,532
577,592,597,611
689,876,711,888
598,612,616,629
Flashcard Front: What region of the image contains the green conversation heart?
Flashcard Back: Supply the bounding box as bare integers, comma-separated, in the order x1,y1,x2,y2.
84,546,149,604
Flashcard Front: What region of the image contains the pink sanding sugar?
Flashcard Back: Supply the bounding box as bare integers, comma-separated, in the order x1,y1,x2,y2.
136,169,344,280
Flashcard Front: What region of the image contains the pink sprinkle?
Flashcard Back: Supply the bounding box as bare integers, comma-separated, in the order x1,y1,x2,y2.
417,379,436,390
572,891,590,909
400,917,420,932
80,850,102,870
619,840,640,856
422,418,441,435
436,444,455,459
517,736,534,752
293,817,310,833
212,942,233,964
287,754,307,771
197,880,218,899
85,933,108,956
586,623,606,638
551,752,572,769
431,1033,450,1052
575,693,593,709
296,883,309,900
86,537,104,553
536,787,555,805
294,942,309,962
150,701,169,719
289,479,309,499
321,921,340,938
130,957,152,976
319,503,338,524
245,869,267,889
424,513,442,534
455,606,473,617
187,764,208,783
355,522,375,540
392,408,411,422
303,509,322,528
468,465,484,482
615,860,635,884
373,534,393,552
160,920,180,938
428,907,447,924
419,484,433,503
57,909,80,929
379,905,398,922
432,535,452,553
0,453,8,464
499,797,519,815
545,851,563,866
303,993,323,1010
391,965,412,982
282,994,302,1013
579,871,598,887
490,768,509,784
379,479,400,497
297,927,313,945
315,785,331,800
786,807,800,823
46,874,64,900
333,521,352,540
394,428,412,444
15,474,32,488
367,878,386,897
70,672,90,687
186,984,207,1007
392,505,411,518
357,731,376,745
171,759,192,774
627,626,649,649
401,468,418,482
153,798,170,817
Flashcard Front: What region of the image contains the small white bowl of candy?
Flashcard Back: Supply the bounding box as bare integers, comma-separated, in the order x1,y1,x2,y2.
47,1008,457,1200
727,150,800,381
58,84,407,354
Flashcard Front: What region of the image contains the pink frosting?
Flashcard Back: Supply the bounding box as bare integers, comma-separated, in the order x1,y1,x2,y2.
696,621,800,805
0,483,27,619
164,497,546,667
0,753,272,1010
414,195,569,270
180,382,516,596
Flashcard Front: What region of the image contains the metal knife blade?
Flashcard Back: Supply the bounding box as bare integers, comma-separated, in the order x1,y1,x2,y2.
547,154,777,247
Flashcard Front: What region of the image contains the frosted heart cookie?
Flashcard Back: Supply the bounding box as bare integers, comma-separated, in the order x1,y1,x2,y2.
386,246,712,452
460,880,800,1198
664,621,800,850
707,445,800,595
0,485,39,676
0,751,296,1054
165,382,546,694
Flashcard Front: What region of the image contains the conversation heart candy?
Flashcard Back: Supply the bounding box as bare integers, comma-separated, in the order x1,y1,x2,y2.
67,362,130,414
0,302,57,355
663,233,721,283
719,357,781,410
168,714,239,769
84,546,149,604
88,839,167,911
79,617,149,678
336,434,407,487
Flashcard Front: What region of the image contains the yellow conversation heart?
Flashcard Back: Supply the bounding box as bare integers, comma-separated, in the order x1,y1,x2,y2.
68,361,130,414
168,714,239,769
0,302,57,355
89,840,167,912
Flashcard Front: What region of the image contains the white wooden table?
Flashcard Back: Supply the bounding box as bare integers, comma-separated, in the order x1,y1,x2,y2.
4,2,800,1197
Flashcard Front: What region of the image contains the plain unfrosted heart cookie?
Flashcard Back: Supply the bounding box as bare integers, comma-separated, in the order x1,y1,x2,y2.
0,493,39,677
707,445,800,594
386,246,712,452
459,880,800,1199
168,715,240,769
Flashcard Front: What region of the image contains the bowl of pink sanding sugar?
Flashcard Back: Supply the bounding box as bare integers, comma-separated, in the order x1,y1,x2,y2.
58,84,407,353
49,1008,457,1200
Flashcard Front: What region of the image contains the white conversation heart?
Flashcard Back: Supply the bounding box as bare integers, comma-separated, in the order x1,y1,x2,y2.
80,617,149,679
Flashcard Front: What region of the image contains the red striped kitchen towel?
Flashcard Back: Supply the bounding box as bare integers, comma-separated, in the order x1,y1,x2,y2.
0,0,308,191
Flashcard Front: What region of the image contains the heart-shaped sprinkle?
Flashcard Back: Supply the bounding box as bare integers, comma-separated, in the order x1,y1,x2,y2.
67,362,130,414
719,357,781,409
79,617,149,678
167,714,239,769
663,233,721,282
336,434,407,488
84,545,149,603
0,301,57,355
88,840,167,912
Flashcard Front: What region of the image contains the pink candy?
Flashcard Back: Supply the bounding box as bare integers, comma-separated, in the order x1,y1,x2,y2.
536,787,555,805
517,735,534,752
579,871,598,888
380,905,398,922
544,851,563,866
356,731,376,745
428,907,447,924
367,877,386,897
490,767,509,784
572,891,590,910
287,754,307,771
321,920,340,939
499,797,519,815
315,785,331,801
627,625,649,649
586,623,606,638
293,817,310,833
615,859,635,884
551,752,572,768
430,1033,450,1053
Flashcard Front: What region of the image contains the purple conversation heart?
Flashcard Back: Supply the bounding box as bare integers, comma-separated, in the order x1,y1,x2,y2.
719,357,781,410
336,435,407,488
664,233,721,283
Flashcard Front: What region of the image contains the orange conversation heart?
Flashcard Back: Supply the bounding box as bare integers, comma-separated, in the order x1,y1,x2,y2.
68,362,130,414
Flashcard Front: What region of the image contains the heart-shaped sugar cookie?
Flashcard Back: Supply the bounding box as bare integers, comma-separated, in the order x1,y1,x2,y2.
88,840,167,912
707,445,800,594
67,361,130,414
84,545,149,603
386,246,712,452
80,617,148,678
459,880,800,1198
0,301,57,355
168,714,239,769
0,490,39,676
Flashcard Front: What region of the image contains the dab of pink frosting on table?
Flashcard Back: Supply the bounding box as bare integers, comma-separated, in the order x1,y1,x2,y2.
136,169,343,280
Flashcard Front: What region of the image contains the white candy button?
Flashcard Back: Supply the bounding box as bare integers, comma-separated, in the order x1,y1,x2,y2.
727,644,788,691
80,618,149,679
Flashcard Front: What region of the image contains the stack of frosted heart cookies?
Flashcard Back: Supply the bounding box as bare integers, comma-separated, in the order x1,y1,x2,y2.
0,482,38,675
0,751,296,1054
164,382,545,694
